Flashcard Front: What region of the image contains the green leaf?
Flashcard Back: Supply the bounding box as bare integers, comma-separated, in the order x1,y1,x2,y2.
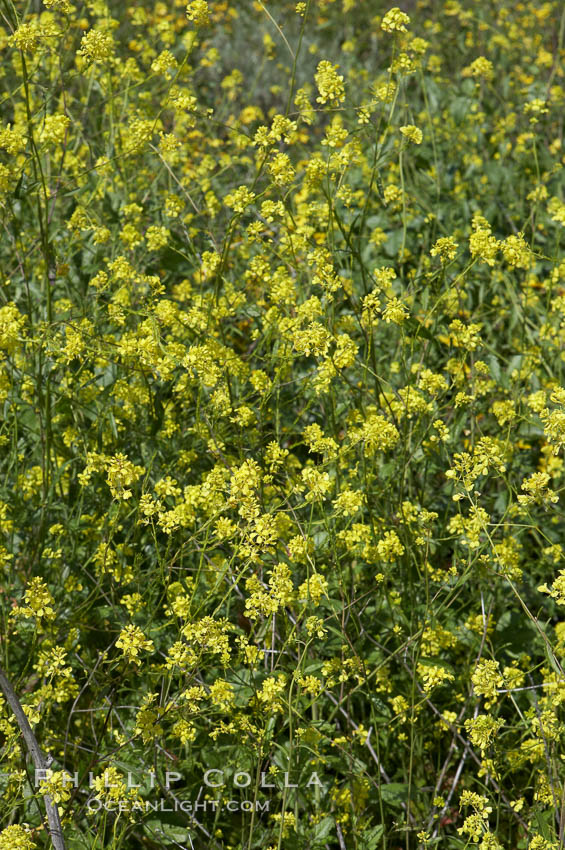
380,782,409,808
312,815,334,843
359,824,385,849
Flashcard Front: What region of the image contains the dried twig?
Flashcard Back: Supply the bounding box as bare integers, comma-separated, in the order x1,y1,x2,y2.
0,665,66,850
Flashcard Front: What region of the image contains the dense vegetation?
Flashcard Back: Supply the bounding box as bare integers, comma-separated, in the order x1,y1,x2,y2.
1,0,565,848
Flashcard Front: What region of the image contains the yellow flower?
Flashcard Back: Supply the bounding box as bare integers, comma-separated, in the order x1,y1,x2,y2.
469,213,499,265
399,124,423,144
471,660,503,705
0,303,26,353
501,232,532,269
40,114,70,146
0,125,26,156
38,770,72,804
464,714,503,753
18,578,56,621
417,662,455,693
8,22,44,53
145,225,169,251
377,530,405,562
381,7,410,33
298,573,328,605
257,674,287,713
0,825,36,850
77,29,114,63
105,453,144,500
115,625,154,665
268,152,295,186
538,570,565,605
462,57,494,80
225,185,256,213
186,0,210,26
431,236,458,261
315,60,345,106
301,467,332,501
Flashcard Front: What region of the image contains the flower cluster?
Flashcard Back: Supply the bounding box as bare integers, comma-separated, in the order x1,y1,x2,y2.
0,1,564,847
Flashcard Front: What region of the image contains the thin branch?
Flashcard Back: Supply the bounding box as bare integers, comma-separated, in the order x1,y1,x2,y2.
0,665,67,850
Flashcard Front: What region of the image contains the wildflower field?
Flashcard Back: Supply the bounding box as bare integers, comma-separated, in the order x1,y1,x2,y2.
1,0,565,847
